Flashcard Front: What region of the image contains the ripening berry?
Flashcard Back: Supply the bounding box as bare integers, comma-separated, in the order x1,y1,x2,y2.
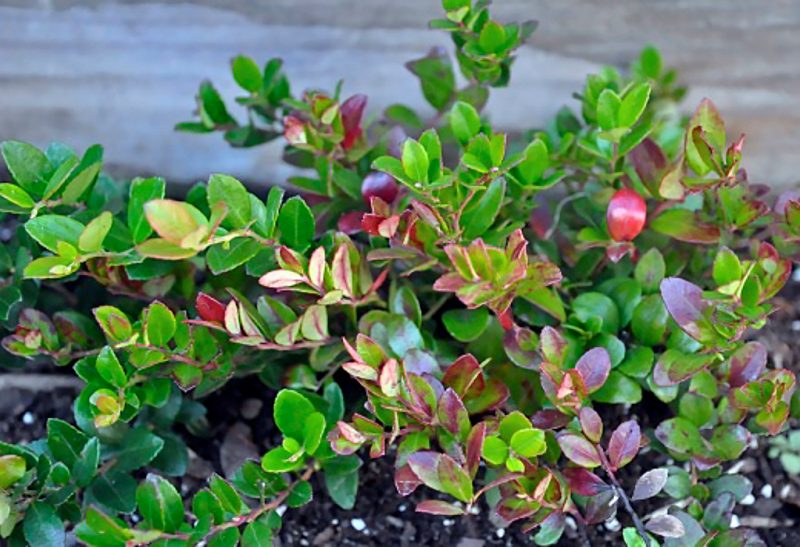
340,94,367,150
196,292,226,323
361,172,399,205
606,188,646,242
283,116,306,145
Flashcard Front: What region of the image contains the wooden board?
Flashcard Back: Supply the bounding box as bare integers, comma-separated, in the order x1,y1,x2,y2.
1,1,798,191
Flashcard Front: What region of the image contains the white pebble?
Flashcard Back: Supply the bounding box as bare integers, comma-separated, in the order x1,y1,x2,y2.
350,518,367,532
468,505,480,515
443,519,454,527
22,412,34,425
276,504,287,516
331,519,339,526
730,514,740,528
761,484,773,499
398,504,407,512
780,484,793,499
740,494,755,506
496,528,506,538
791,320,800,332
792,268,800,282
565,516,578,531
605,518,622,532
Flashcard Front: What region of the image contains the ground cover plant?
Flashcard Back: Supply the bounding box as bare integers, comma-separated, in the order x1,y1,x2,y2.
1,0,800,545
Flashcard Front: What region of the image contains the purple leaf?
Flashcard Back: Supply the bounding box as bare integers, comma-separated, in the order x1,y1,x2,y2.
532,409,571,430
607,421,640,471
556,433,601,468
646,514,686,538
652,349,716,387
631,468,668,501
407,451,473,503
415,499,465,516
562,467,609,496
583,489,618,524
579,407,603,443
436,388,470,440
728,341,767,388
575,347,611,393
465,423,486,479
629,138,667,190
660,277,711,342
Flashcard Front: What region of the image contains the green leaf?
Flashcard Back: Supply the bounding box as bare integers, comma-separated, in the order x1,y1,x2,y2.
510,428,546,458
110,428,165,473
301,305,328,342
639,46,662,79
482,436,509,465
263,186,284,239
61,144,103,204
0,454,26,488
0,183,35,212
96,346,127,388
592,371,643,404
287,480,313,508
137,238,198,260
277,196,314,252
322,455,362,510
384,104,423,129
87,472,137,513
72,437,100,487
144,199,208,245
242,516,274,547
514,139,549,185
371,156,408,184
136,474,184,533
199,81,236,126
450,101,481,145
25,215,84,253
274,390,316,442
650,209,720,244
93,306,133,343
208,174,252,229
47,418,89,468
145,301,176,347
572,292,620,334
635,248,665,293
460,177,506,239
207,238,263,275
209,474,246,515
618,83,651,128
2,140,52,195
442,307,490,342
23,502,65,547
631,295,668,346
128,177,166,244
596,89,621,131
78,211,113,253
402,139,430,183
478,20,506,54
406,49,455,111
712,247,742,287
232,55,262,92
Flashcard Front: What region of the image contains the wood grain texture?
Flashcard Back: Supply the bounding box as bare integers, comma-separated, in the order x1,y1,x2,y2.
0,1,798,190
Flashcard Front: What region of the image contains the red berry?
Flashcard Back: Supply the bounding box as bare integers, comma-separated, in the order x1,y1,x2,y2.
361,172,398,205
606,188,646,242
196,292,226,323
340,94,367,150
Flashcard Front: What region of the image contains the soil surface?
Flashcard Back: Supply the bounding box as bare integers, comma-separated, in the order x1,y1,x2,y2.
3,280,800,546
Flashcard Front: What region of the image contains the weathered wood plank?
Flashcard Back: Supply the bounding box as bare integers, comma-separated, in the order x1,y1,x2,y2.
0,1,797,190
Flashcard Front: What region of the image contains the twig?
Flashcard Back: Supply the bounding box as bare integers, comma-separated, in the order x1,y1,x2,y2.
599,451,651,547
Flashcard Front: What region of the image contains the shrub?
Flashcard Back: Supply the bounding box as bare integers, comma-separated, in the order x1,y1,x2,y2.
1,1,798,545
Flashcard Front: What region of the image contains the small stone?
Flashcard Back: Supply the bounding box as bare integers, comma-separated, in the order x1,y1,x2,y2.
312,527,334,546
496,528,506,539
240,398,262,420
761,484,773,499
22,412,34,425
793,268,800,282
730,514,740,528
791,320,800,331
385,516,403,529
605,518,622,532
276,505,288,516
350,518,367,532
740,494,755,505
780,484,793,499
468,505,480,515
565,516,578,531
398,503,407,512
443,519,454,527
331,519,339,526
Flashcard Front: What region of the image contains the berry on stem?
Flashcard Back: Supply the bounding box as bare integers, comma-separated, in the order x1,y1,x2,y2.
607,188,646,242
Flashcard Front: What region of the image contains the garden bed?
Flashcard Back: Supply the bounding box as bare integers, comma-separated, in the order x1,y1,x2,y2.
4,280,800,546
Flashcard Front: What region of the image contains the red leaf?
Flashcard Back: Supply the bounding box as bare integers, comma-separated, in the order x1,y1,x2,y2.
540,326,566,365
728,341,767,388
436,388,470,440
195,292,225,323
629,138,667,190
465,423,486,479
575,347,611,393
579,407,603,444
341,94,367,150
415,499,465,516
531,409,571,430
607,420,640,471
562,467,609,496
442,354,484,397
556,433,601,468
394,464,422,496
337,211,363,235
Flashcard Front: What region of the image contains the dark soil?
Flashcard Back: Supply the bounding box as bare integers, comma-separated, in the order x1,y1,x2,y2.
3,281,800,546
